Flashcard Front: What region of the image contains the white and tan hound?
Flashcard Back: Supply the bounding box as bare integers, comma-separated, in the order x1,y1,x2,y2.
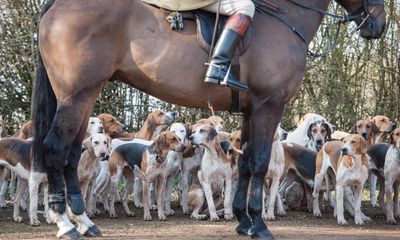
262,130,286,221
189,124,235,221
335,134,370,225
384,127,400,224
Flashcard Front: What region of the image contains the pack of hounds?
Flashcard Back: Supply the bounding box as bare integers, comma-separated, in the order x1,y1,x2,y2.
0,111,399,227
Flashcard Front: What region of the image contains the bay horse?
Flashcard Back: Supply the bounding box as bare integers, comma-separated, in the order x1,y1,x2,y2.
32,0,385,239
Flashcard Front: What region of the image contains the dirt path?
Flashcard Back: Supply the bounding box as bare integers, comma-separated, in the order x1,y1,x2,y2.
0,202,399,239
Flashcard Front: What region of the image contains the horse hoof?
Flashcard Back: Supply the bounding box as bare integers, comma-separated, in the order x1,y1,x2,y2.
83,225,102,237
235,218,253,236
61,228,83,239
251,228,275,239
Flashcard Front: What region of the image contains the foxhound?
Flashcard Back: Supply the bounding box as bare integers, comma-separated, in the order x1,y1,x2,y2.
78,133,111,217
189,124,235,221
335,134,370,225
262,130,286,221
369,115,396,207
109,131,184,220
180,116,225,214
384,127,400,224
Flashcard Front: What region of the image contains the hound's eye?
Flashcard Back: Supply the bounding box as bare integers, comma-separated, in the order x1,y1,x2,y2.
159,112,164,116
90,121,94,124
220,121,224,125
396,133,400,136
351,140,356,144
367,125,371,128
357,125,362,128
236,139,240,142
321,129,326,133
381,119,385,122
103,141,107,144
199,129,205,133
180,130,184,133
110,119,114,122
94,141,99,145
312,129,317,133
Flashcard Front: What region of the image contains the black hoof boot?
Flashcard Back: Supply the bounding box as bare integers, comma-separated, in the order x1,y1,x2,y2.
83,225,102,237
235,217,253,236
61,228,83,240
250,219,275,240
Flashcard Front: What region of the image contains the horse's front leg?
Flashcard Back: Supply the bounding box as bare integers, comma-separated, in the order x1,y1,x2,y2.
233,116,253,235
248,104,284,239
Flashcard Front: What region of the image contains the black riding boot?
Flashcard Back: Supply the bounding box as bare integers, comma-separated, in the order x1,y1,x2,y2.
204,14,251,91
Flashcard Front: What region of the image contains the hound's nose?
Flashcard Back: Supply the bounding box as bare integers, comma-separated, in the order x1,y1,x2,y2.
100,152,106,158
361,132,368,139
316,139,323,145
341,148,348,155
189,135,194,141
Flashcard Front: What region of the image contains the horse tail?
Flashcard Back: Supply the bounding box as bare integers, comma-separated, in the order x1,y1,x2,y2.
32,0,56,172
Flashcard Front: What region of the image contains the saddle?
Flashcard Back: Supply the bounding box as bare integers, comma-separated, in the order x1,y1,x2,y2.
142,0,252,56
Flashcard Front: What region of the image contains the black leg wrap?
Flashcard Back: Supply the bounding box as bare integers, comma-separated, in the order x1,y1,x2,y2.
67,193,85,215
48,192,66,214
83,225,102,237
235,217,253,236
61,228,83,240
250,218,274,239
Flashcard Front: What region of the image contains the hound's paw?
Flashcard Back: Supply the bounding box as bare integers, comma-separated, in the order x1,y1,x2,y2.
263,212,276,221
182,208,189,215
210,213,219,222
46,216,53,225
362,215,371,222
126,211,135,217
109,212,119,219
86,211,95,219
158,214,167,221
165,209,175,216
144,214,153,221
337,218,348,225
386,218,397,225
93,208,101,215
355,217,365,226
313,210,322,218
0,202,6,208
277,208,287,216
30,217,41,226
150,205,157,211
224,213,234,221
191,214,208,220
14,216,23,223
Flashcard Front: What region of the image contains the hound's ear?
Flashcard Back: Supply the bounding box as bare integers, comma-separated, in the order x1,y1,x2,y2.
185,124,192,139
324,123,332,141
82,137,93,152
207,127,218,141
148,141,158,154
389,132,395,145
371,122,380,135
155,133,167,151
360,138,368,154
350,123,356,134
106,135,112,150
307,124,314,140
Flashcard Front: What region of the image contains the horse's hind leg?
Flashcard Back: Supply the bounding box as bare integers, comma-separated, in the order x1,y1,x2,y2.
45,83,103,238
248,104,284,239
233,116,253,235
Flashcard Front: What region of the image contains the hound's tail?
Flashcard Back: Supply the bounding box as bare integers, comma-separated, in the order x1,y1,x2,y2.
133,165,146,181
32,0,56,172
